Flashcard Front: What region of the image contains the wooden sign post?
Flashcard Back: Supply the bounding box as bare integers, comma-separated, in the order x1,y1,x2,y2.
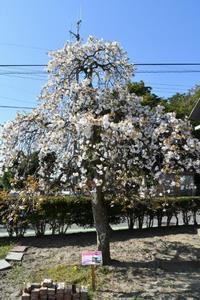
91,265,96,291
81,250,102,292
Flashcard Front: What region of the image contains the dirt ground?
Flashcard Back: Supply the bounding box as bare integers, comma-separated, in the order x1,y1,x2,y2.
0,226,200,299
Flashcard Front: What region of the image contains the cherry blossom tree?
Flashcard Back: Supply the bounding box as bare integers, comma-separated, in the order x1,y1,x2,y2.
1,37,200,264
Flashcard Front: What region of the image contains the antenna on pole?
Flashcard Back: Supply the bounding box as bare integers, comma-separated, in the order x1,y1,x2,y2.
69,20,82,41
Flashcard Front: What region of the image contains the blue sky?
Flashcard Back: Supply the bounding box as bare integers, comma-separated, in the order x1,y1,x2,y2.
0,0,200,123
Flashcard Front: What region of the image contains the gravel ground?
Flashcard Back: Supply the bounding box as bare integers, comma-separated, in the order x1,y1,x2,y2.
0,226,200,299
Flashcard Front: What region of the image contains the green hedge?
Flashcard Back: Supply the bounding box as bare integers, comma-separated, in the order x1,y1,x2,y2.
0,194,200,237
123,196,200,230
0,194,124,237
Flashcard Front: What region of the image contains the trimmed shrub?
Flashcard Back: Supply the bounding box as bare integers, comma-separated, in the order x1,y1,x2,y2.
0,194,200,236
0,192,31,237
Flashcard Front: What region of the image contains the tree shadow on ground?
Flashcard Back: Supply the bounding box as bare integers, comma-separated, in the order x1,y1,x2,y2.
0,231,97,248
111,258,200,272
0,224,197,249
111,239,200,271
97,288,200,299
111,225,198,243
1,227,200,299
102,241,200,299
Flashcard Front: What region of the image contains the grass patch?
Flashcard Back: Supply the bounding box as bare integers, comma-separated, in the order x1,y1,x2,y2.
98,266,113,275
30,264,113,285
30,264,91,286
0,240,13,259
7,265,26,282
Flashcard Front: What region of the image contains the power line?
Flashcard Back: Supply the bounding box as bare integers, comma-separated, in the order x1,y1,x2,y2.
0,105,34,110
137,70,200,74
1,68,200,77
0,73,46,81
0,72,46,77
0,63,199,111
146,82,192,87
0,64,46,67
1,63,200,67
2,69,200,76
151,86,186,91
135,63,200,66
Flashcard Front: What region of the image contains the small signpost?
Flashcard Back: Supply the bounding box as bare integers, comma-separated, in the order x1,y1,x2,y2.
81,250,102,291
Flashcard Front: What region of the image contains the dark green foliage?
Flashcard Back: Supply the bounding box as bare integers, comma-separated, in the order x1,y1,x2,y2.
165,92,192,119
12,151,40,184
165,86,200,139
0,192,31,237
1,194,200,236
125,196,200,229
106,201,124,225
0,171,12,191
40,195,94,233
0,151,58,191
127,81,163,108
165,86,200,119
0,151,40,191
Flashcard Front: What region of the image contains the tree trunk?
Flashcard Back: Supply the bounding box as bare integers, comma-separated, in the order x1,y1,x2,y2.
92,186,111,265
128,214,134,230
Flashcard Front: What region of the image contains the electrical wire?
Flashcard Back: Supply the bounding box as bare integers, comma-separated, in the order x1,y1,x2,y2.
0,105,34,110
0,73,46,81
1,63,200,67
145,82,192,87
0,64,199,111
137,70,200,74
0,64,46,67
135,63,200,66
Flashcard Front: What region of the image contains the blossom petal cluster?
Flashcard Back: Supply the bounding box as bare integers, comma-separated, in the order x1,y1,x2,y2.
0,36,200,197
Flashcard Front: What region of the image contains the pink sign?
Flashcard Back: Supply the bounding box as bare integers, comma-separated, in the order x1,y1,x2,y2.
81,251,102,265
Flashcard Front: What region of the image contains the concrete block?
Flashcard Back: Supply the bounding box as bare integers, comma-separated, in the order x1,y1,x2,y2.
12,245,28,252
0,259,11,270
6,251,24,261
